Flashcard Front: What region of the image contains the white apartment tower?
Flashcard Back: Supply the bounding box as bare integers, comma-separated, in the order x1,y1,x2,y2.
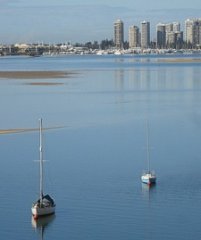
185,18,201,46
173,22,180,32
185,19,194,44
114,19,124,49
129,25,140,48
141,21,150,48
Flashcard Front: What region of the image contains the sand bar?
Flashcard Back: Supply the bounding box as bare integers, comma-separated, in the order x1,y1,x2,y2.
0,126,64,135
158,58,201,63
0,71,74,79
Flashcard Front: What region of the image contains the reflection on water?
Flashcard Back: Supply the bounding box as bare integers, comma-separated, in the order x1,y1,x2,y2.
141,183,156,202
32,215,55,240
113,65,201,91
115,69,125,91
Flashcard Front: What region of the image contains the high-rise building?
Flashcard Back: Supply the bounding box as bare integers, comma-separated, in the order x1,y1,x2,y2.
141,21,150,48
156,23,166,48
173,22,180,32
185,18,201,46
114,19,124,49
129,25,140,48
193,19,201,46
185,19,194,44
165,23,173,33
156,21,183,49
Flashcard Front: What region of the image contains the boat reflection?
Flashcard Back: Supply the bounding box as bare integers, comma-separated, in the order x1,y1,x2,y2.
32,214,55,240
141,182,156,202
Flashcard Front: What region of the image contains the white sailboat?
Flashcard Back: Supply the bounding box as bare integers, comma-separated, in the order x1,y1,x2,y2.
141,121,156,185
32,118,56,219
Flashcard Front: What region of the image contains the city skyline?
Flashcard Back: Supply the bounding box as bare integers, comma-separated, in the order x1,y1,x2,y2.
1,1,201,43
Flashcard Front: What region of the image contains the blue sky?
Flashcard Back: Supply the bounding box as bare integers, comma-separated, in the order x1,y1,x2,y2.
0,0,201,44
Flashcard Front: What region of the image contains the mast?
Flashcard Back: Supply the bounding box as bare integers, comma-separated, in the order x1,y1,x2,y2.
39,118,43,205
146,120,150,173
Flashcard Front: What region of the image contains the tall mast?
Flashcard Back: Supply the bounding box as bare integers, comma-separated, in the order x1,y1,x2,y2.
146,120,150,173
39,118,43,204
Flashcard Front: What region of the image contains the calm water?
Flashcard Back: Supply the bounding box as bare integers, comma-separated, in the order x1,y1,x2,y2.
1,54,201,239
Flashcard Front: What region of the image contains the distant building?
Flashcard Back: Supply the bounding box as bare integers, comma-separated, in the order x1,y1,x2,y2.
173,22,180,32
166,32,176,47
165,23,173,32
166,31,183,49
129,25,140,48
156,23,166,48
114,19,124,49
185,19,194,45
185,18,201,47
155,21,183,49
141,21,150,48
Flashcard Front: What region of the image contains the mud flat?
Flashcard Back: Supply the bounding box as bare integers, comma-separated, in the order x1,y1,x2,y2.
0,71,75,79
158,58,201,63
0,126,63,135
0,128,35,134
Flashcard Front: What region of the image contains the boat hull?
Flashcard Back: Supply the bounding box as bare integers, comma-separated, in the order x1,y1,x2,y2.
32,205,55,218
141,174,156,185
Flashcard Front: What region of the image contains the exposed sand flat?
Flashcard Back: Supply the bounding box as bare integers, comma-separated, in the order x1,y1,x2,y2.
0,71,74,79
158,58,201,63
0,126,64,135
26,82,64,86
0,128,36,134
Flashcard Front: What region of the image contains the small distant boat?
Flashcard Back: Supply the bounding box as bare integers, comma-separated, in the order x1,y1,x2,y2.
32,118,56,219
141,121,156,185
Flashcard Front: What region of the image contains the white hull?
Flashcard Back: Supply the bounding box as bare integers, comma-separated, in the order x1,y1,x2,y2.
32,204,55,218
141,173,156,185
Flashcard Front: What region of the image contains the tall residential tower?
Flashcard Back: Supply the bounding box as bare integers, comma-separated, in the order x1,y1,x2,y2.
185,19,201,47
129,25,140,48
156,23,166,48
141,21,150,48
114,19,124,49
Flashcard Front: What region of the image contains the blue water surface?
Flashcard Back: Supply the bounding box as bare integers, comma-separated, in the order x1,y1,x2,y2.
0,54,201,240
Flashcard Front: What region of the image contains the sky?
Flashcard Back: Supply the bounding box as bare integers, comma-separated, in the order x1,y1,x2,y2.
0,0,201,44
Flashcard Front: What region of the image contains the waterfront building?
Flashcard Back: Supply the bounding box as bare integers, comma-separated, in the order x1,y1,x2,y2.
129,25,140,48
166,32,176,48
193,19,201,46
165,23,173,33
114,19,124,49
185,19,194,45
156,23,166,48
141,21,150,48
175,31,184,49
173,22,180,32
155,21,183,49
185,18,201,47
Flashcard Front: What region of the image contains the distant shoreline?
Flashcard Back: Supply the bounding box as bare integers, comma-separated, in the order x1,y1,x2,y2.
0,71,75,79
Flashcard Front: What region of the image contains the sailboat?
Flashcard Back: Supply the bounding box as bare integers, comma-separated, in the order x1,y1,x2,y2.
32,118,56,219
141,121,156,185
